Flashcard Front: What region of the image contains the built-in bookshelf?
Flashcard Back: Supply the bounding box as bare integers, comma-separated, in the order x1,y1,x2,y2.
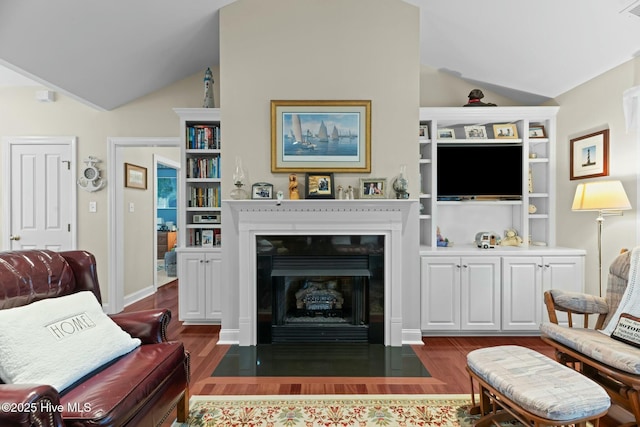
174,108,223,249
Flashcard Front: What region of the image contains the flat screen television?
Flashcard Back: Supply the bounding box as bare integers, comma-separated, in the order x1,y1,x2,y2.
437,144,523,200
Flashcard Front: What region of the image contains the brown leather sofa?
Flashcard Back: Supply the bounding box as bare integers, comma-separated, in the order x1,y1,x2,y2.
0,249,189,427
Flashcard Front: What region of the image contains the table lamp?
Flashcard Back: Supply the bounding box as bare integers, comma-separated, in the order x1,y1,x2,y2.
572,180,632,296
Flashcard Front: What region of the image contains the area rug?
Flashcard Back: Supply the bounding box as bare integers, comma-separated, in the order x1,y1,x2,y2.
171,394,478,426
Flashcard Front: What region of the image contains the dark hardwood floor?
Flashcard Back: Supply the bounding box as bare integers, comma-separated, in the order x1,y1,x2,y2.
123,280,557,425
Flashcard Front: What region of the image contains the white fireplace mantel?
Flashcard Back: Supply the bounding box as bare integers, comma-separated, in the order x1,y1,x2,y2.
219,199,422,346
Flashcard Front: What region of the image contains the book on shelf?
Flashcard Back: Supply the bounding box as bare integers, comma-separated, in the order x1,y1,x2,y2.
189,187,220,208
186,125,221,149
186,156,220,179
214,229,221,247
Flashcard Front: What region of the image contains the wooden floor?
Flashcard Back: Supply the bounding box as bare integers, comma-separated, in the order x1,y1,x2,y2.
123,280,557,426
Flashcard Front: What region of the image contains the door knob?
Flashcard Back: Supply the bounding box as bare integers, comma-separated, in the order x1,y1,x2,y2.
9,235,20,241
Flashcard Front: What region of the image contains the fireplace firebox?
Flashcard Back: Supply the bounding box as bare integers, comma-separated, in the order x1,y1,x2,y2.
256,235,384,344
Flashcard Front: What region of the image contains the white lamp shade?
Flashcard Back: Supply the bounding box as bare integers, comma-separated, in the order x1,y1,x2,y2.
572,180,632,211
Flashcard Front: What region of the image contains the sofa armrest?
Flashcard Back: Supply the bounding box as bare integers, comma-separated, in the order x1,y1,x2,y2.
109,308,171,344
544,290,609,329
0,384,64,427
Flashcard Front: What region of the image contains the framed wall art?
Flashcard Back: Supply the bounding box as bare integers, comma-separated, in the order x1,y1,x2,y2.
360,178,386,199
493,123,518,139
570,129,609,180
124,163,147,189
271,100,371,172
305,172,335,199
252,182,274,199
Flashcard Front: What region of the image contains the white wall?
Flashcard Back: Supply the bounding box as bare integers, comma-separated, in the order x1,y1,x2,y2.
554,57,640,296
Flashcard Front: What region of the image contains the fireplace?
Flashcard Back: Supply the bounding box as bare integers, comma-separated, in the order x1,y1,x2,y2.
256,235,384,344
220,199,421,347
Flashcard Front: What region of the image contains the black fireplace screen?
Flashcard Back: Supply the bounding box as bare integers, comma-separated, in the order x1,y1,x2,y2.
256,235,384,344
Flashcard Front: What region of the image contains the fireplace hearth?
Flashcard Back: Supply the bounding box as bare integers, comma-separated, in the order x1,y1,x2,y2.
257,236,384,344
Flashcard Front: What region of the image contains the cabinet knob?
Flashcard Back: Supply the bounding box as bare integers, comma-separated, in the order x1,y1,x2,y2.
9,235,20,241
462,264,468,268
544,264,550,268
199,259,204,263
456,264,461,268
537,264,543,268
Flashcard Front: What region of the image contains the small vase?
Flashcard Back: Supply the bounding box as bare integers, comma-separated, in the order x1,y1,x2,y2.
392,164,409,199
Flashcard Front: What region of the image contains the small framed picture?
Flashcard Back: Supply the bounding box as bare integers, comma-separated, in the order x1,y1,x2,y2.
125,163,147,189
493,123,518,139
251,182,274,199
437,128,456,139
570,129,609,180
529,125,546,138
464,125,487,139
201,229,214,247
360,178,387,199
419,125,429,140
305,172,335,199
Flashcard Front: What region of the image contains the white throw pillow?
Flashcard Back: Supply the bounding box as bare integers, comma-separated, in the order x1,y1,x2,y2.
0,291,141,392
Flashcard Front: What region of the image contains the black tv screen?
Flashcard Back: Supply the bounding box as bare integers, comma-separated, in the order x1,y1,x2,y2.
437,144,523,199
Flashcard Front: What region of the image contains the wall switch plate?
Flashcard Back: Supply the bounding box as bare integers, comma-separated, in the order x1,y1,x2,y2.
129,202,135,212
89,201,97,212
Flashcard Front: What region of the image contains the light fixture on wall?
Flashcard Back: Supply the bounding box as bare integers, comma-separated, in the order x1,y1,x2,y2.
572,180,632,297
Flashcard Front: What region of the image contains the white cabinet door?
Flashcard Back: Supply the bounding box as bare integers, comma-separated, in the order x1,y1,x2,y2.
461,257,501,330
178,252,207,321
205,253,222,320
502,257,542,331
421,257,461,330
542,256,584,325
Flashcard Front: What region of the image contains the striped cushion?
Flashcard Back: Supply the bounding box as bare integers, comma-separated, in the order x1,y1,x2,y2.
467,345,610,421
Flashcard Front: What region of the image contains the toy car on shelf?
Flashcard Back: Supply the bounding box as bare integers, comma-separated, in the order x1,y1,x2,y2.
475,232,500,249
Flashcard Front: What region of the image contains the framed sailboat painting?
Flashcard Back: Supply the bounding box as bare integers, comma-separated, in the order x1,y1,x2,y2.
271,100,371,172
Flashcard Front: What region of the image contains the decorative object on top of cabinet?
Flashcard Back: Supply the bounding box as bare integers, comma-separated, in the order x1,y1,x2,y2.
463,89,497,107
499,229,523,246
475,231,500,249
230,156,249,199
493,123,518,139
305,172,335,199
78,156,106,192
251,182,274,199
529,125,546,138
570,129,609,180
436,227,450,247
437,128,456,139
270,99,371,172
360,178,386,199
464,125,487,139
392,164,409,199
124,163,147,190
203,67,215,108
419,125,429,140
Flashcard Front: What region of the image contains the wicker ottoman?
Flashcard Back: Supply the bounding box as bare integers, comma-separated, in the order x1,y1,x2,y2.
467,345,610,427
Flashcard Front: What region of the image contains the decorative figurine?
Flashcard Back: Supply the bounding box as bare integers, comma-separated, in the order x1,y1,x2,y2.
289,174,300,199
276,190,284,205
337,185,344,200
203,67,215,108
436,227,450,247
346,185,354,200
500,228,523,247
463,89,497,107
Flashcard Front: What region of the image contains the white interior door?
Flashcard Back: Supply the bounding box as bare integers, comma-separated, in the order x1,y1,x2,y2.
3,137,76,250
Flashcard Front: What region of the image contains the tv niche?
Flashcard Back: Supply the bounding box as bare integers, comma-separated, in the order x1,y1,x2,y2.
437,143,523,201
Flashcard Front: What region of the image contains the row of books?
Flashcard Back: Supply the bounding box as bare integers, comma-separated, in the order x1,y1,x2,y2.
188,187,220,208
187,124,221,150
186,156,220,179
189,228,222,247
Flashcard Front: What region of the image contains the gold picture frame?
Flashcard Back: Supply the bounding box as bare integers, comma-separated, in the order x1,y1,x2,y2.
493,123,519,139
271,100,371,172
360,178,387,199
124,163,147,189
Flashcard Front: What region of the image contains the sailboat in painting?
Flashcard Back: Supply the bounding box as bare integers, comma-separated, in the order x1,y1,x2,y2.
317,121,329,142
331,125,339,141
291,114,316,150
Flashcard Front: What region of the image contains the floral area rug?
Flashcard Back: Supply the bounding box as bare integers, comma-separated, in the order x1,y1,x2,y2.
171,394,482,426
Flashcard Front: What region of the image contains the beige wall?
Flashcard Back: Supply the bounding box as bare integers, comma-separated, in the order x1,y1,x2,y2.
219,0,420,197
554,57,640,296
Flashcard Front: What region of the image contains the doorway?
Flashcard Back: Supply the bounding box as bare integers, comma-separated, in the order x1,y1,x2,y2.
155,155,179,287
107,137,179,314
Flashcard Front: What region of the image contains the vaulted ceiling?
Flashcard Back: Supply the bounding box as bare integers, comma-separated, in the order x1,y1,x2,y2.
1,0,639,110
